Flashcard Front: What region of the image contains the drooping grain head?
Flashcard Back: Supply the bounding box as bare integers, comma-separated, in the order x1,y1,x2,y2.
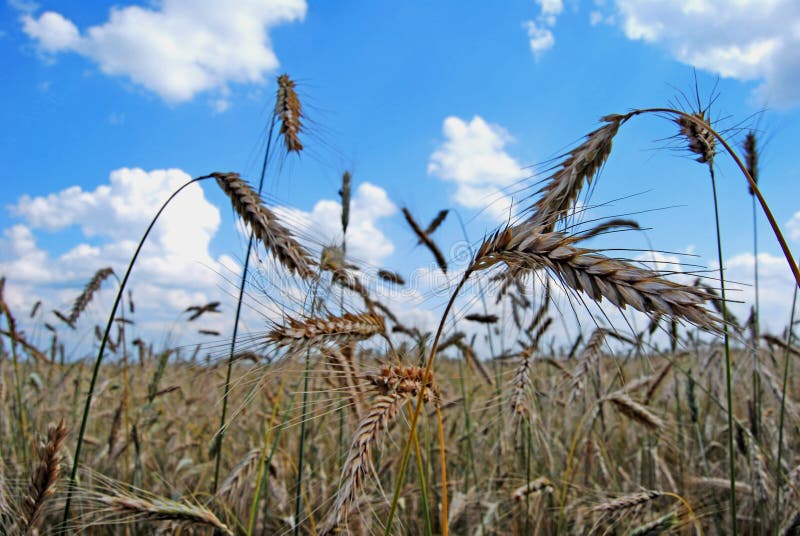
214,172,316,279
675,111,716,165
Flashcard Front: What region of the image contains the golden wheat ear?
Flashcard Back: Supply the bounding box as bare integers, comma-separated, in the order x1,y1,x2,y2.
214,172,317,279
275,73,303,153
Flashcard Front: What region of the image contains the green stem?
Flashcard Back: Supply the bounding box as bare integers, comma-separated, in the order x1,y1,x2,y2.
708,164,738,535
62,175,211,528
214,116,277,492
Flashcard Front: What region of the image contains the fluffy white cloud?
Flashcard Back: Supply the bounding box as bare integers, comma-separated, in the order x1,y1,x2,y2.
22,11,80,52
428,115,526,221
612,0,800,107
787,211,800,241
525,20,556,57
0,168,244,347
20,0,306,103
523,0,562,58
273,182,397,267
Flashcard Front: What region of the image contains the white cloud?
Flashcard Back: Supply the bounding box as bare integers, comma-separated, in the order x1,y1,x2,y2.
537,0,564,17
273,182,397,267
523,0,563,58
1,168,242,344
787,211,800,241
22,11,80,52
428,115,526,221
525,20,556,58
20,0,306,103
723,251,797,334
611,0,800,107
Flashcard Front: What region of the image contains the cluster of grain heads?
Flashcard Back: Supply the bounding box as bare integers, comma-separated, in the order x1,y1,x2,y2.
321,365,440,535
213,172,317,280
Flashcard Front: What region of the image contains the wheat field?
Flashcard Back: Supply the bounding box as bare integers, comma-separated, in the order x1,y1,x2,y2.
0,75,798,535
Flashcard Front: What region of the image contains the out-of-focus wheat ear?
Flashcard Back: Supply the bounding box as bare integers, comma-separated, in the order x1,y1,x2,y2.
339,170,351,237
526,113,631,231
629,511,677,535
321,394,404,535
377,269,405,285
275,74,303,154
569,328,607,403
267,311,385,349
644,361,673,405
675,111,716,164
605,392,664,432
93,494,233,535
402,207,448,274
213,172,316,279
509,349,534,417
464,313,499,324
421,209,449,240
68,267,114,325
512,477,553,502
593,490,663,514
743,131,759,195
19,419,68,531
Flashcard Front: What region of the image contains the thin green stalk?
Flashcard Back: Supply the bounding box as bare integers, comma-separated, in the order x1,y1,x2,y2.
708,164,737,534
293,280,321,536
213,116,277,492
385,269,473,535
62,174,211,528
752,194,762,439
774,285,797,532
247,375,286,534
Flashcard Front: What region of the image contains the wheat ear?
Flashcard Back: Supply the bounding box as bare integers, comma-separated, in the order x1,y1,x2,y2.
527,114,630,231
275,74,303,153
476,225,721,331
19,419,68,532
68,267,114,324
214,172,316,279
267,311,385,349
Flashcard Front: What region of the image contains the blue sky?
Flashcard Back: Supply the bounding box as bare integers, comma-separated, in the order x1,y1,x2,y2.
2,0,800,351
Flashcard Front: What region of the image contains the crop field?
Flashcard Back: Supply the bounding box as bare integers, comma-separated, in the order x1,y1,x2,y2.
1,75,798,535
